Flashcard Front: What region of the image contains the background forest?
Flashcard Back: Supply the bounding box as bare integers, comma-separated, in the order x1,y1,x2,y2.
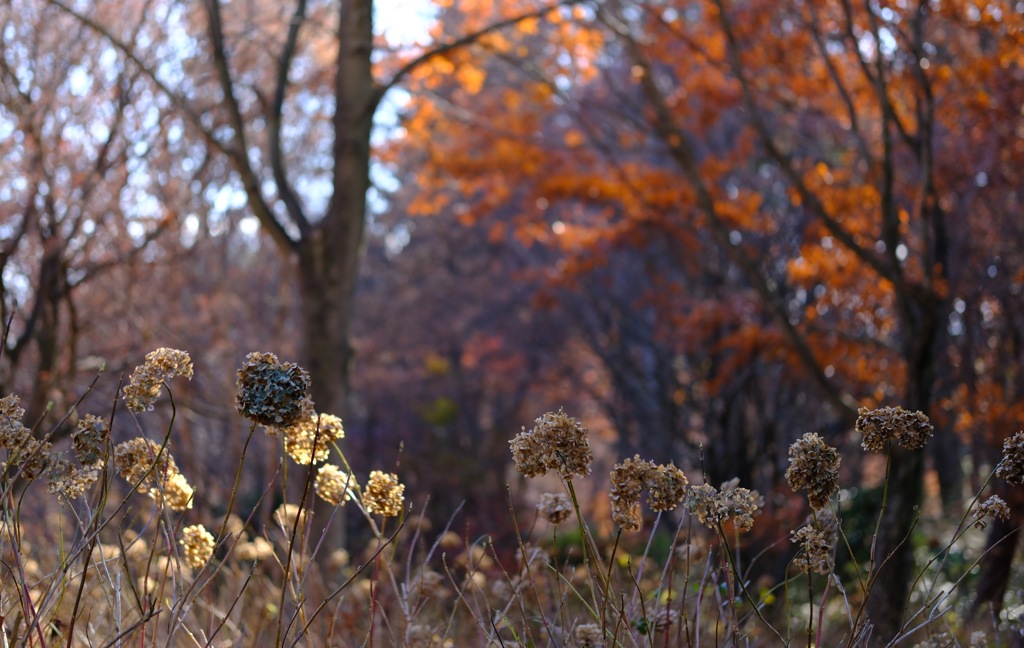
1,0,1023,645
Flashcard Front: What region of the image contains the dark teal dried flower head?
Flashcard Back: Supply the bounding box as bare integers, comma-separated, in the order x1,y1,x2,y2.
235,352,311,427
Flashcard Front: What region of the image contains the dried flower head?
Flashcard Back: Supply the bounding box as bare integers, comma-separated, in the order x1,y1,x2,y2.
996,431,1024,485
974,495,1011,530
8,436,53,480
857,406,933,452
180,524,215,569
282,411,345,465
0,395,30,450
786,433,841,510
235,537,274,562
236,352,311,427
274,503,308,530
791,522,836,575
609,455,654,531
408,569,448,601
122,348,193,412
315,464,355,506
636,607,679,634
46,458,101,501
575,623,605,648
72,414,109,465
509,409,592,479
164,473,195,511
685,481,761,532
646,463,688,513
675,539,708,565
536,492,573,524
1,394,25,431
113,438,194,509
363,470,405,517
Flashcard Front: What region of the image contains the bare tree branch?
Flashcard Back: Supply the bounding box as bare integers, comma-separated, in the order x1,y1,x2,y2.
268,0,311,238
46,0,300,252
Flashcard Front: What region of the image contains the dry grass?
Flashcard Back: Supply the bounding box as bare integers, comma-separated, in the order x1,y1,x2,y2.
0,349,1022,647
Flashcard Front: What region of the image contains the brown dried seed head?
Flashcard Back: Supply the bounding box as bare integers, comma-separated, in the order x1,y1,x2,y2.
363,470,405,517
122,348,193,413
180,524,215,569
510,410,592,479
785,432,840,510
996,431,1024,485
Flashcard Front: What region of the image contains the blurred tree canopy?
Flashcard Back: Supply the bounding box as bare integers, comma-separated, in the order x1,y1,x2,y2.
1,0,1022,638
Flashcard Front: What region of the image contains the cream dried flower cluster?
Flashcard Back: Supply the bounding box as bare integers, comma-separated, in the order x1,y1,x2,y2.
786,432,841,510
536,492,573,524
996,431,1024,485
574,624,604,648
180,524,215,569
363,470,405,517
857,406,933,452
235,352,311,428
315,464,356,506
121,348,193,412
282,410,345,465
685,481,762,532
114,438,195,511
510,410,592,479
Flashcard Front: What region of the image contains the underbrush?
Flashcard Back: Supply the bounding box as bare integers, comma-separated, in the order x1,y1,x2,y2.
0,348,1021,646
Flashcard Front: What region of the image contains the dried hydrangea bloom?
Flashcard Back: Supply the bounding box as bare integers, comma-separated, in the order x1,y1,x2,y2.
164,473,195,511
114,438,193,508
12,437,53,480
996,431,1024,485
408,569,448,601
363,470,405,517
609,455,654,531
72,414,109,466
791,523,835,575
857,406,933,452
536,492,573,524
721,484,762,532
315,464,355,506
235,352,311,427
274,502,309,530
686,483,724,528
46,458,101,501
0,395,30,450
122,348,193,413
974,495,1011,530
180,524,215,569
646,463,688,513
785,433,841,510
0,394,25,426
235,537,275,562
282,411,344,465
686,481,761,532
640,607,679,633
675,539,708,565
574,623,604,648
509,410,593,479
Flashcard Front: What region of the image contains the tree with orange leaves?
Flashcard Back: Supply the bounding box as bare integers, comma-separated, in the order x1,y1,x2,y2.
396,0,1024,639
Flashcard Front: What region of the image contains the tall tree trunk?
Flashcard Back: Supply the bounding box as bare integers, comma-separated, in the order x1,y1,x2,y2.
866,300,941,642
291,0,374,559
